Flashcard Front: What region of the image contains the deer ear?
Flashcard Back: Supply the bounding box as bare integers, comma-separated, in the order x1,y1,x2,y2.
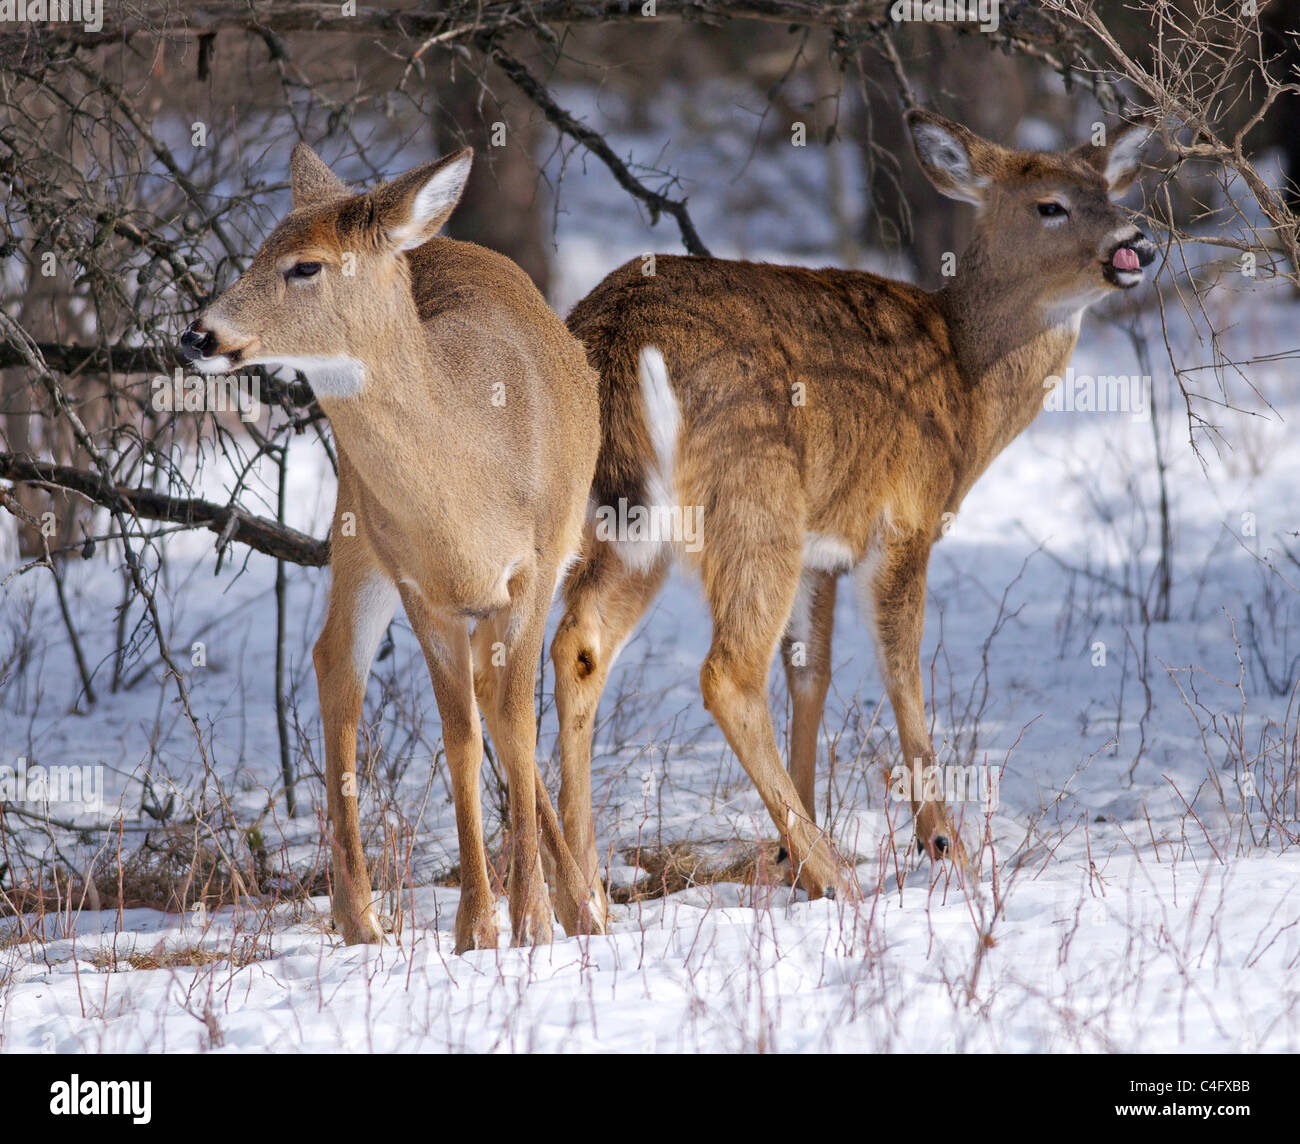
1074,120,1154,195
371,149,473,252
906,109,998,205
290,143,348,209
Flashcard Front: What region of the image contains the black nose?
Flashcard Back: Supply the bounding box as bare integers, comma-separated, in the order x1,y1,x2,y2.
179,323,216,362
1131,231,1157,267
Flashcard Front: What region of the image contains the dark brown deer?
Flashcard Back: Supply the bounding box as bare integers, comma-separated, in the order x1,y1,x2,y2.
548,109,1155,919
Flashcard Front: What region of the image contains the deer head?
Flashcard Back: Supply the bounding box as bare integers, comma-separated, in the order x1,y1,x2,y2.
906,108,1157,323
179,144,473,398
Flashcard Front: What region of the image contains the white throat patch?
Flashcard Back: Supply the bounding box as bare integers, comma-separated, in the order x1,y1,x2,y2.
259,355,367,399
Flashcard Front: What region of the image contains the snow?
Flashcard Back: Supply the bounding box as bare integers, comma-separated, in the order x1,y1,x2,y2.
3,105,1300,1053
6,852,1297,1052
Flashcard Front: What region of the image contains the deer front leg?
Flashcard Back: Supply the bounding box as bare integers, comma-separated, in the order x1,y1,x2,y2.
479,617,603,944
865,532,958,861
476,573,559,947
400,589,498,953
313,542,398,945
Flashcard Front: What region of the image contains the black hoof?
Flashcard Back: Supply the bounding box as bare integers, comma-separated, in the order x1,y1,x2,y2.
823,884,836,901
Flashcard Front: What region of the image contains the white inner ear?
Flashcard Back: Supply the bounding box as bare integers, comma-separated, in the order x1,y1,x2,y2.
1105,127,1152,188
392,155,472,250
913,123,984,204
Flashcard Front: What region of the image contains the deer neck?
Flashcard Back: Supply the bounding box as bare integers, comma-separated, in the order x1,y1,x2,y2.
936,242,1085,456
310,312,447,490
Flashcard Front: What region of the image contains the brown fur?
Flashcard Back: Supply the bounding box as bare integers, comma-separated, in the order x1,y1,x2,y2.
183,145,602,949
551,110,1155,901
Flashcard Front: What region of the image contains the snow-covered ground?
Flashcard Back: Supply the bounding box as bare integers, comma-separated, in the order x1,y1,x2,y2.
2,97,1299,1052
7,849,1298,1053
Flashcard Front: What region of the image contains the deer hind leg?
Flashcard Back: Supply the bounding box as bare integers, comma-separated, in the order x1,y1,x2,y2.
313,526,398,946
862,532,957,861
780,569,838,823
549,542,669,933
397,587,499,953
691,477,853,901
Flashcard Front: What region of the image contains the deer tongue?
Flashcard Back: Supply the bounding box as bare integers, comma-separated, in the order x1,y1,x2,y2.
1112,247,1141,272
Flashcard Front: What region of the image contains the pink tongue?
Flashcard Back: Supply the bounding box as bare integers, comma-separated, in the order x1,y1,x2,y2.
1113,247,1141,272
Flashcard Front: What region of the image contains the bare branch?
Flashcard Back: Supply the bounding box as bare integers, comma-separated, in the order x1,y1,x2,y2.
0,454,330,567
480,38,712,256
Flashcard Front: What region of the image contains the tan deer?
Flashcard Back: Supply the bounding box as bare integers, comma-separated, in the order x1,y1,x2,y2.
179,144,603,950
549,109,1156,914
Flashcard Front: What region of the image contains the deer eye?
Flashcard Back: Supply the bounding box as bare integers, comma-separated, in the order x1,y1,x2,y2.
1037,201,1069,219
287,261,321,279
